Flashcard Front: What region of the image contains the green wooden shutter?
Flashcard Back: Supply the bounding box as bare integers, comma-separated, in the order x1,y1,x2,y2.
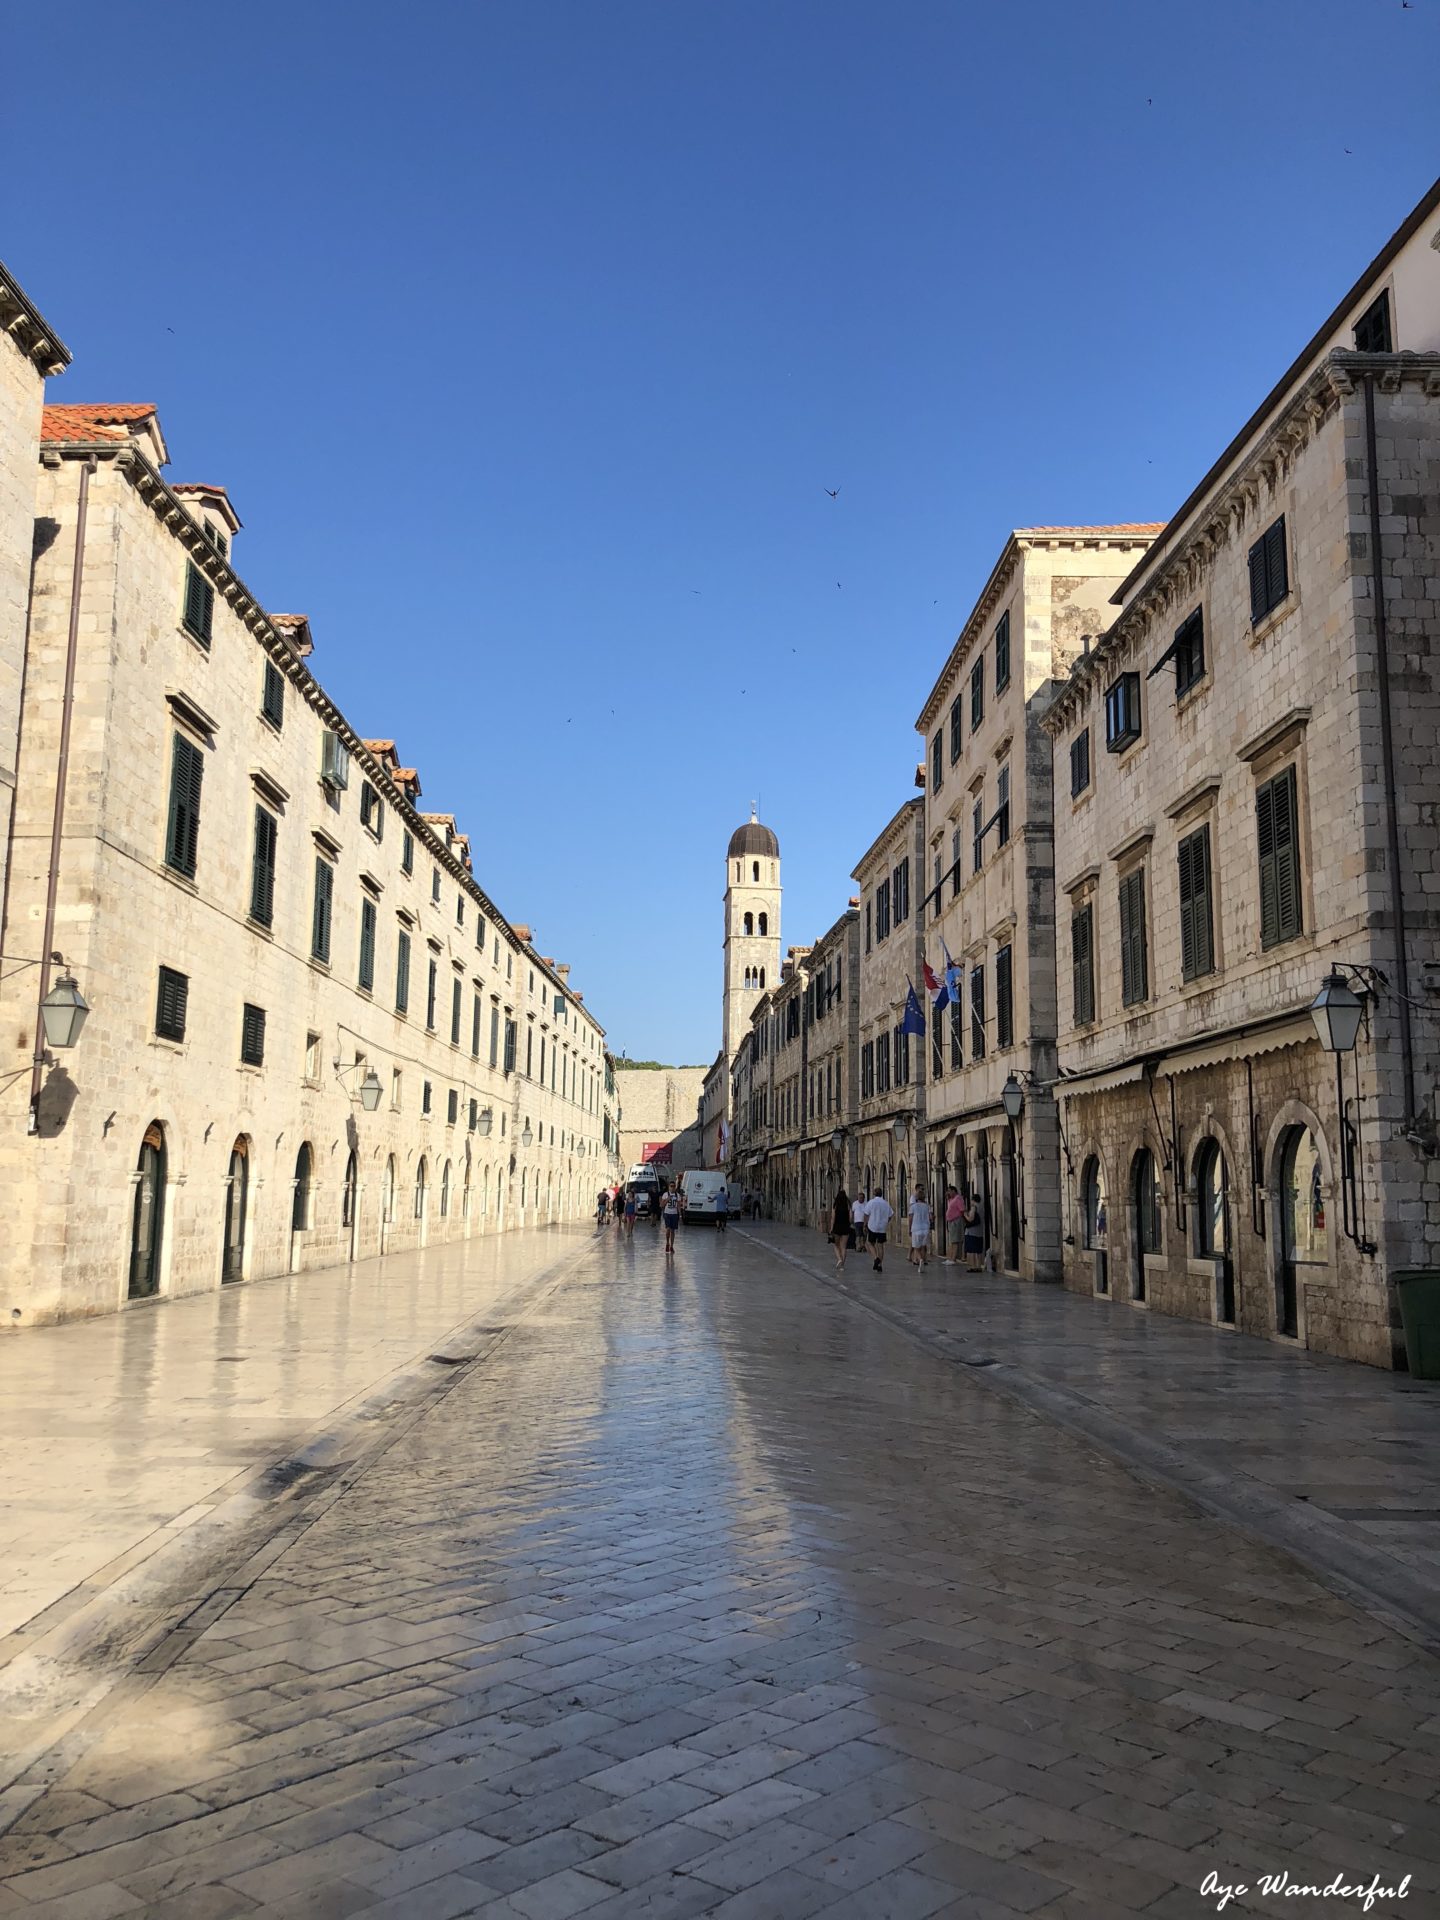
450,977,462,1045
1120,869,1148,1005
262,661,285,727
1073,904,1094,1024
996,944,1013,1047
166,735,204,877
183,563,214,645
1272,766,1301,942
250,808,277,925
359,900,376,989
311,857,333,962
1248,538,1269,624
240,1003,266,1065
155,966,188,1039
970,967,985,1059
395,930,411,1012
1265,519,1288,613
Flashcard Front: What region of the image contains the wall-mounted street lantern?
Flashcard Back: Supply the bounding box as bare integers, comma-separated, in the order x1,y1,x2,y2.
892,1116,908,1142
1311,966,1376,1254
40,967,89,1051
1001,1073,1025,1123
357,1069,384,1112
1310,972,1365,1056
521,1122,534,1148
830,1127,844,1151
477,1107,494,1136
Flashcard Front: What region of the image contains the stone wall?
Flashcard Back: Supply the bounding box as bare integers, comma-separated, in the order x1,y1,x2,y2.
614,1064,707,1172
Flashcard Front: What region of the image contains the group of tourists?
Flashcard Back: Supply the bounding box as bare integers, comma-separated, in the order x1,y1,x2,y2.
824,1181,984,1275
596,1180,723,1256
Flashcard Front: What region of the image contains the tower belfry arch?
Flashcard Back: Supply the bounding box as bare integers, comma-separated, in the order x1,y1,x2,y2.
723,808,781,1066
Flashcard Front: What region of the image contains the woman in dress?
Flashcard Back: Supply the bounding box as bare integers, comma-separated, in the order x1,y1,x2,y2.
829,1186,852,1271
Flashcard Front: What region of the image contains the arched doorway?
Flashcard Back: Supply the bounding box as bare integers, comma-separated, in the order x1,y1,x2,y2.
462,1152,472,1230
1131,1147,1159,1302
380,1153,396,1254
290,1142,313,1272
342,1150,359,1261
1276,1125,1325,1340
440,1159,452,1220
128,1122,166,1300
223,1137,249,1283
414,1156,428,1240
1081,1154,1108,1295
1000,1124,1020,1271
1195,1138,1233,1324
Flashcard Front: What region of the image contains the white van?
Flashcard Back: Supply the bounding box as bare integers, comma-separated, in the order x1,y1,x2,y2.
681,1170,731,1223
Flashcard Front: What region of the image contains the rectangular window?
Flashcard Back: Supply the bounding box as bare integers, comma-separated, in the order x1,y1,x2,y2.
395,929,411,1013
970,656,985,731
1119,867,1149,1006
1105,673,1142,752
431,870,441,903
931,1010,944,1079
994,611,1010,693
1178,825,1216,981
391,1068,402,1110
261,660,285,728
311,857,333,962
969,966,986,1060
895,1025,909,1086
469,1097,478,1131
182,562,214,646
240,1002,266,1067
1248,515,1289,625
1257,765,1302,947
447,1088,459,1125
359,780,384,840
949,696,963,764
165,734,204,879
450,977,462,1045
422,1079,433,1115
526,1027,534,1077
951,827,962,897
249,806,277,926
471,992,481,1057
931,733,943,793
1072,902,1095,1025
490,1004,500,1067
1071,729,1091,797
359,899,377,990
456,893,464,926
401,830,414,875
865,902,872,952
426,959,438,1030
995,943,1013,1048
875,878,891,941
155,965,188,1041
1174,609,1205,696
892,858,910,924
972,796,984,874
876,1031,891,1092
996,766,1010,847
503,1018,517,1074
861,1040,874,1097
1353,288,1392,353
950,996,963,1069
306,1031,322,1081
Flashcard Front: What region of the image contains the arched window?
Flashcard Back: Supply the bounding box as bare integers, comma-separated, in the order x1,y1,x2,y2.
743,912,754,936
1081,1155,1107,1248
382,1154,396,1222
758,913,768,936
752,861,759,882
414,1155,428,1220
1133,1149,1160,1253
342,1149,358,1229
128,1122,166,1300
440,1159,452,1218
223,1137,249,1283
759,967,766,988
1194,1140,1227,1256
463,1151,472,1219
292,1142,313,1232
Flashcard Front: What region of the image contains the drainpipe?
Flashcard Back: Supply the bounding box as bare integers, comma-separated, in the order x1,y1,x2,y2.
1361,373,1418,1134
28,455,93,1132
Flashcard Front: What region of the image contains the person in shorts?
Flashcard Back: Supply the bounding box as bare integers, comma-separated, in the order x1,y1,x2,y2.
943,1185,963,1263
715,1185,729,1232
907,1184,932,1268
963,1194,984,1269
865,1189,893,1272
661,1185,681,1255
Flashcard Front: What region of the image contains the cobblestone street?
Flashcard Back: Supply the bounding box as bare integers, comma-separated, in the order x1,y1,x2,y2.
3,1225,1439,1918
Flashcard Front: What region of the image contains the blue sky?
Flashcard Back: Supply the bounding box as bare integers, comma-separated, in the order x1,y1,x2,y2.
4,2,1436,1063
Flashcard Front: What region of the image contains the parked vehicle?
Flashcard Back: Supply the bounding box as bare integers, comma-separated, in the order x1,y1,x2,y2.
625,1167,665,1220
681,1170,730,1224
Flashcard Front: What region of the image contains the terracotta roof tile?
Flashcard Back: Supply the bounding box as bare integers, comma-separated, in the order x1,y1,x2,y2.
1016,523,1165,536
40,403,158,444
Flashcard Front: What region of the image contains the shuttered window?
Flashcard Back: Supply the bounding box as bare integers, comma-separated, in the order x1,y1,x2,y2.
240,1002,266,1066
931,734,943,793
503,1018,518,1074
311,857,334,962
1070,728,1091,797
450,977,462,1045
994,610,1011,692
931,1013,945,1079
972,797,984,873
261,661,285,728
1072,903,1095,1025
876,1032,891,1091
970,657,985,730
970,966,986,1059
949,696,963,763
490,1004,500,1066
426,959,438,1029
1257,765,1302,947
359,781,384,840
1248,516,1289,625
165,734,204,878
1178,825,1215,981
395,929,411,1013
1119,868,1149,1007
249,807,277,926
401,830,414,875
1105,673,1141,752
471,992,481,1057
996,766,1010,846
950,996,963,1068
447,1088,459,1125
996,943,1013,1048
358,899,377,990
155,965,188,1041
182,562,214,646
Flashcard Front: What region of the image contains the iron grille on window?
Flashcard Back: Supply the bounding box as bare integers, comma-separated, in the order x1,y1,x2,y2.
1248,516,1289,625
165,734,204,878
1178,825,1215,980
1072,903,1095,1025
250,807,277,926
1119,868,1149,1006
1105,673,1141,752
1070,728,1090,797
182,562,214,646
261,660,285,728
240,1002,266,1066
1257,765,1302,947
155,966,188,1041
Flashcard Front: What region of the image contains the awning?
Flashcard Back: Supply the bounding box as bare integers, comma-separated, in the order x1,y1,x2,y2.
1058,1060,1147,1099
1162,1014,1315,1077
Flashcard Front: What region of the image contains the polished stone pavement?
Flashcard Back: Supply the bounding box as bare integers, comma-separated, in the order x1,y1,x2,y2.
3,1222,1440,1916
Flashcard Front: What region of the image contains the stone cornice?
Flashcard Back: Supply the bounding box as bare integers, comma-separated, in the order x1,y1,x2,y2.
1042,352,1440,740
0,263,70,376
915,537,1022,735
43,441,608,1041
851,796,922,884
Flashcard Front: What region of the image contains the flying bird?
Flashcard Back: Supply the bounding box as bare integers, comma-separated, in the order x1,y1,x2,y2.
824,487,840,499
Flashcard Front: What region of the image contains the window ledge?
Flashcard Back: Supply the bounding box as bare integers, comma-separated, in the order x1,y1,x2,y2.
161,865,199,896
246,919,275,941
308,957,331,976
1108,823,1155,865
1175,675,1211,712
179,626,212,658
237,1062,263,1077
1249,589,1300,646
258,711,283,737
150,1034,187,1054
1070,788,1092,812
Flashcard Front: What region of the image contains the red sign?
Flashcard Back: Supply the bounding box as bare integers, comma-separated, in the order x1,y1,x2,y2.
641,1142,673,1164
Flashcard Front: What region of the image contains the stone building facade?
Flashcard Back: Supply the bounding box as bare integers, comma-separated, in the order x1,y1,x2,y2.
0,398,619,1326
613,1063,707,1173
852,800,927,1209
0,266,69,943
914,528,1158,1281
1041,188,1440,1366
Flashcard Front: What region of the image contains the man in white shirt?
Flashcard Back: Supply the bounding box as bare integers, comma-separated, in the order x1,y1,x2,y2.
865,1189,894,1273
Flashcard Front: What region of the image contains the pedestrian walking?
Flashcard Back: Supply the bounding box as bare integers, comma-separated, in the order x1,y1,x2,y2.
624,1189,638,1234
715,1184,729,1232
963,1193,984,1269
614,1185,626,1230
943,1185,963,1264
829,1186,852,1271
596,1187,610,1227
851,1189,868,1248
661,1184,681,1255
907,1184,932,1269
866,1189,893,1273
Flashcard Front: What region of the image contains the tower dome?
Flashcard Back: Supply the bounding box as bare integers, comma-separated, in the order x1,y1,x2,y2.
727,811,779,860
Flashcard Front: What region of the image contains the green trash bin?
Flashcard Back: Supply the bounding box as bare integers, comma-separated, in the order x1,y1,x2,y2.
1395,1270,1440,1381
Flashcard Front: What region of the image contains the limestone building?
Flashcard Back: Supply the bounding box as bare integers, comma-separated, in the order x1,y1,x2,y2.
612,1063,706,1172
914,528,1159,1280
0,389,620,1325
852,799,927,1207
1041,181,1440,1366
722,811,781,1064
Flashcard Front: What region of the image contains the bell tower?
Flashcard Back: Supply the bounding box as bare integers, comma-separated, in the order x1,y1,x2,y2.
723,808,781,1065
